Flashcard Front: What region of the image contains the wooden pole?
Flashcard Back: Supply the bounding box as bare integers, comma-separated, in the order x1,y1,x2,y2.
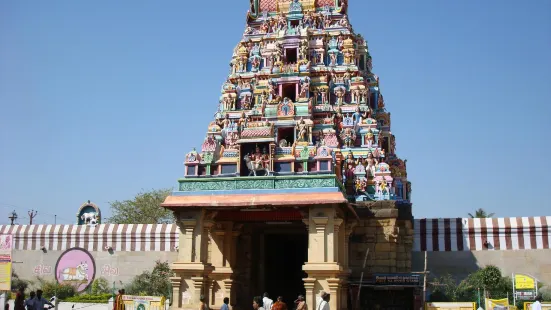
355,247,370,310
422,251,428,309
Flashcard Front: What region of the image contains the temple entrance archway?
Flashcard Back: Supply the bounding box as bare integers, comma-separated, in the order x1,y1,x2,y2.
238,220,308,308
264,230,308,305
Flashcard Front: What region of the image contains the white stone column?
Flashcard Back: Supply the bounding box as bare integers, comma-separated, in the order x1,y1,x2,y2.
311,216,329,262
170,276,182,309
179,219,197,262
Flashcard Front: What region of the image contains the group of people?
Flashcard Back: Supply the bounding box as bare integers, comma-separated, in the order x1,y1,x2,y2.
13,288,54,310
250,291,330,310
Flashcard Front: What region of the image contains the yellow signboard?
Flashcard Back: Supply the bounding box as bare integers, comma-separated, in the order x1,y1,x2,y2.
515,274,536,290
0,235,13,291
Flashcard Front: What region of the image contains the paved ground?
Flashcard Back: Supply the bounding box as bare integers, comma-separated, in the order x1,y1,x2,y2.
6,300,108,310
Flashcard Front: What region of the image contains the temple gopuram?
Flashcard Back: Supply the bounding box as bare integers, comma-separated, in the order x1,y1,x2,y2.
162,0,416,309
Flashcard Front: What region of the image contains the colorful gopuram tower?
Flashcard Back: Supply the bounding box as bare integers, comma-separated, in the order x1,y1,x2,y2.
163,1,415,309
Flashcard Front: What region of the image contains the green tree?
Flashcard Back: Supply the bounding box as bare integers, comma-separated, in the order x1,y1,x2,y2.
468,208,495,218
124,260,174,297
107,189,174,224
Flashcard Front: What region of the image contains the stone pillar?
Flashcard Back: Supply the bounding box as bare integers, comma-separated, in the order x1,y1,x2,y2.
303,278,316,310
311,216,328,262
303,207,347,309
170,276,182,309
191,276,207,304
327,278,340,310
171,210,213,310
179,219,197,262
333,218,343,264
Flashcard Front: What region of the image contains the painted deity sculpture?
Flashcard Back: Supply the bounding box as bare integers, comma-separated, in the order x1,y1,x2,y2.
182,0,410,202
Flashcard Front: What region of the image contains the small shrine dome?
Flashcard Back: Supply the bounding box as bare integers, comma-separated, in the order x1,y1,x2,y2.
76,200,102,225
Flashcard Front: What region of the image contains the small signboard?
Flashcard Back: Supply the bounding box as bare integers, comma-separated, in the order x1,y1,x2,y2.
515,274,535,290
373,274,421,287
513,273,538,304
0,235,13,291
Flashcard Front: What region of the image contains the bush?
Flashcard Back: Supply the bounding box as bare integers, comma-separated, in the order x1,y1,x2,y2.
90,278,111,295
124,260,173,297
36,278,76,300
65,293,112,303
428,266,515,307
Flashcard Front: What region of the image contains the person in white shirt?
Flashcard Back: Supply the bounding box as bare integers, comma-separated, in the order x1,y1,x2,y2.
262,293,273,310
315,291,330,310
532,295,543,310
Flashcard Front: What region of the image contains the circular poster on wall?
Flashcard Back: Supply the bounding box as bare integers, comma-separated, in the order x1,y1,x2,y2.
55,247,96,292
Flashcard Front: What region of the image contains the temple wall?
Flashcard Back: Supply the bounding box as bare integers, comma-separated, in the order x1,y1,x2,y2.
411,249,551,285
12,250,178,287
3,217,551,290
348,217,413,275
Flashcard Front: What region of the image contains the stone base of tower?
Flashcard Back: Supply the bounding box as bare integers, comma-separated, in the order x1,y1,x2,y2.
170,263,214,310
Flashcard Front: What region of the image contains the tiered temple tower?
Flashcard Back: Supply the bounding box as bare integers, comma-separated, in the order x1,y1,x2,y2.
163,1,415,309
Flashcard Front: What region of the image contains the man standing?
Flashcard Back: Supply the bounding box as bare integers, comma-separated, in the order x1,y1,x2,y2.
532,295,543,310
220,297,230,310
315,291,330,310
34,290,54,310
24,291,35,310
263,293,273,310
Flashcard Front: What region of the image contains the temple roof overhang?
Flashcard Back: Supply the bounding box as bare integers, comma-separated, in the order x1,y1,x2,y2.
162,191,347,209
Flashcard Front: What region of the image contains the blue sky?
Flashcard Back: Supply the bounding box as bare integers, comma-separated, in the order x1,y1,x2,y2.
1,0,550,225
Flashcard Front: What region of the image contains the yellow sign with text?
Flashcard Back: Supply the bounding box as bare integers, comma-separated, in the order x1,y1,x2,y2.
515,274,536,290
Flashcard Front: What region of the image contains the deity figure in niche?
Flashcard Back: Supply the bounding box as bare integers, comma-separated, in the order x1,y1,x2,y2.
281,98,293,115
238,112,249,132
351,89,361,104
276,13,287,31
343,70,352,85
334,107,343,129
260,21,269,34
273,45,283,63
344,151,356,180
339,14,350,28
335,88,345,105
251,146,268,169
260,91,269,107
299,79,310,99
218,113,231,130
329,53,337,66
352,106,362,125
320,89,328,105
364,128,374,148
225,132,239,148
245,25,254,35
365,152,377,176
323,14,332,29
251,57,260,71
295,118,308,142
241,95,252,110
360,89,369,104
339,127,356,148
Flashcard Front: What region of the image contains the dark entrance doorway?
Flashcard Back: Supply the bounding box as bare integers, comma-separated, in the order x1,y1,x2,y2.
264,232,308,306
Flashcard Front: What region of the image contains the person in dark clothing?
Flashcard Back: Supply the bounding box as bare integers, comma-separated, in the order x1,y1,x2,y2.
14,287,25,310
